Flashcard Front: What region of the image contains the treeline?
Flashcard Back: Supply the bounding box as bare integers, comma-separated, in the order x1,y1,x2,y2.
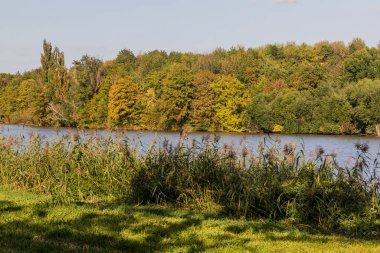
0,38,380,134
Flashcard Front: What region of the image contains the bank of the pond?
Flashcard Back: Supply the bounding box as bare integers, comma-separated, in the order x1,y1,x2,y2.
0,134,379,238
1,189,379,253
2,122,380,136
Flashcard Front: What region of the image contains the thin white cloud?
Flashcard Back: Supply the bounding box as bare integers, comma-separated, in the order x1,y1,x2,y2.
273,0,298,5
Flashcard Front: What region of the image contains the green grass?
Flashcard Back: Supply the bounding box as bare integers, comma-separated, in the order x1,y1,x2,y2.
1,189,379,253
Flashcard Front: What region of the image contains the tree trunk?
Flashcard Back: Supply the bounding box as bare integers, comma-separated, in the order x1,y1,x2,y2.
376,124,380,137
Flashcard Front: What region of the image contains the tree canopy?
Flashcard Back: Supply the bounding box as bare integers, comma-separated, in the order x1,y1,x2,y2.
0,38,379,134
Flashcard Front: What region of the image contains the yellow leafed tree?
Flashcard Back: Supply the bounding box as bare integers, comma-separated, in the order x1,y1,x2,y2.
107,76,142,128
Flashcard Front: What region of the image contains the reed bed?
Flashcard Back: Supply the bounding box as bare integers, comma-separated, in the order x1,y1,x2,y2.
0,133,379,236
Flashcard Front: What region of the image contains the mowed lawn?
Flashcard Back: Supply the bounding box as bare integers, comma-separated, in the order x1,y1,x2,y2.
0,189,379,253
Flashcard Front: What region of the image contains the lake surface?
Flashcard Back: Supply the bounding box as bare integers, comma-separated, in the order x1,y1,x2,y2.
0,124,379,166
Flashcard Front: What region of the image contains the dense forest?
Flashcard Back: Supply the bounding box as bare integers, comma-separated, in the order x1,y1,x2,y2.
0,39,380,134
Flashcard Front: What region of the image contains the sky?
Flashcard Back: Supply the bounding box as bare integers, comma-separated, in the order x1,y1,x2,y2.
0,0,379,73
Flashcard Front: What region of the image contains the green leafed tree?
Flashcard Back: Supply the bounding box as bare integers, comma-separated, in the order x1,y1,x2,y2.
211,75,249,132
344,79,380,134
160,64,194,130
344,49,380,82
190,71,218,131
17,79,46,125
348,38,367,54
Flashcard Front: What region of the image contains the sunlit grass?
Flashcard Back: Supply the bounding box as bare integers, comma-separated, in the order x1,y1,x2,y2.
1,189,379,253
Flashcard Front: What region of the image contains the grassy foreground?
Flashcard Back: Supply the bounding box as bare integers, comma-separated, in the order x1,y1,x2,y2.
0,189,379,253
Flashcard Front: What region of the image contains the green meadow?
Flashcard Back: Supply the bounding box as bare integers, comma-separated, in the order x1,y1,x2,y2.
1,189,379,253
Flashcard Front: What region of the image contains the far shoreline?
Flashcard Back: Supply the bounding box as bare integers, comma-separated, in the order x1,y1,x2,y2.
1,122,379,138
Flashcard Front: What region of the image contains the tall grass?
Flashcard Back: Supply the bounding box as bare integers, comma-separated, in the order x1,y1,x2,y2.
0,133,379,236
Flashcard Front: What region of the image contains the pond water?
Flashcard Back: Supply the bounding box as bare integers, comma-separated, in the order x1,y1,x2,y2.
0,124,379,166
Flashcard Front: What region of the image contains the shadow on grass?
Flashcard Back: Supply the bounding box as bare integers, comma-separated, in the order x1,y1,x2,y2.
0,199,209,252
0,200,22,212
225,221,288,235
263,232,330,243
0,199,378,253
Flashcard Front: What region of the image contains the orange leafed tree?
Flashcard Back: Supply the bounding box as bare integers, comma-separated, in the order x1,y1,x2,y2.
107,76,142,128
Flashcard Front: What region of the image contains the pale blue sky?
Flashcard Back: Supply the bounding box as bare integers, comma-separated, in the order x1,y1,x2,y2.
1,0,379,73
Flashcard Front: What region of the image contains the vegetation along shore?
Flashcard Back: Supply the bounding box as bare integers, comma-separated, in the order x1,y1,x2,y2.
0,134,379,240
1,39,380,135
